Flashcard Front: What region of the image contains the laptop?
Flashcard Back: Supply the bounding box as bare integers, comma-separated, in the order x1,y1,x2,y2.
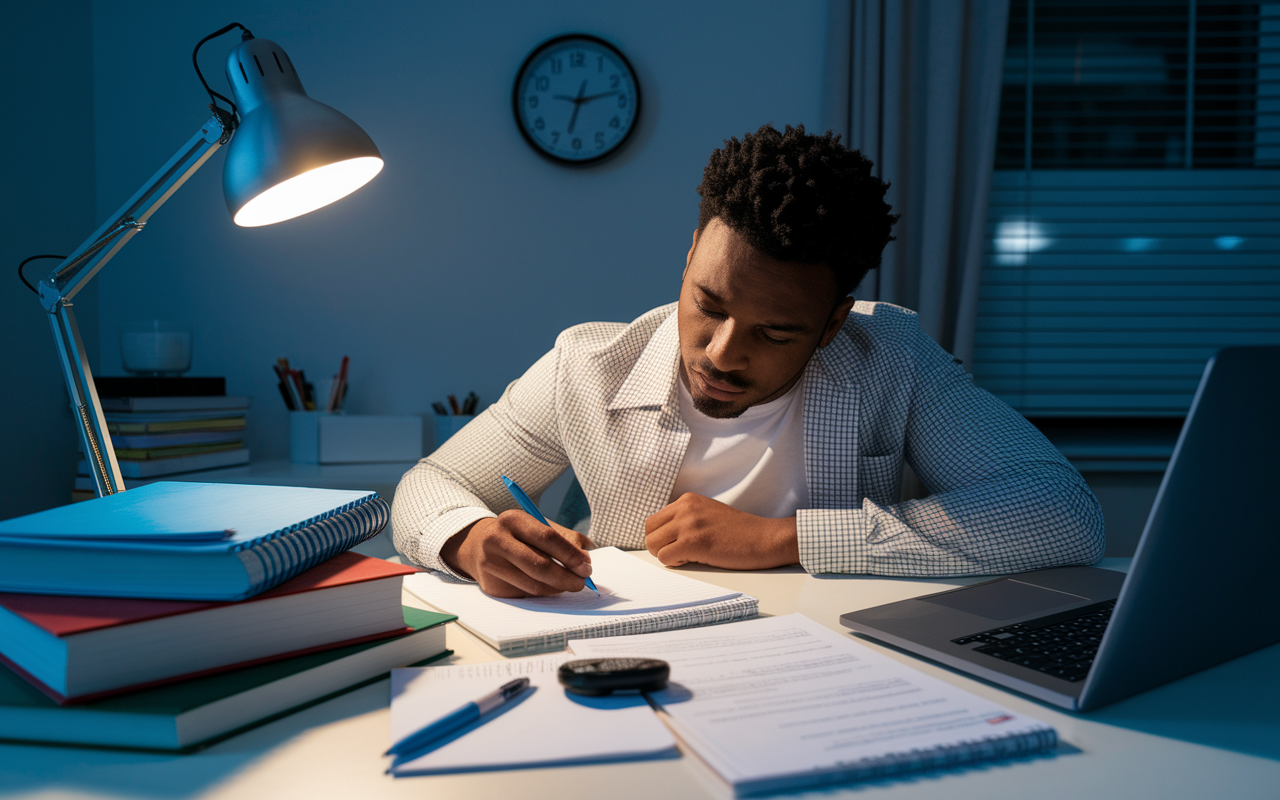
839,346,1280,711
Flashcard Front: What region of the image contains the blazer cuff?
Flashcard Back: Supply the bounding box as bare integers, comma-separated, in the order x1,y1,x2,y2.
419,506,498,582
796,506,873,574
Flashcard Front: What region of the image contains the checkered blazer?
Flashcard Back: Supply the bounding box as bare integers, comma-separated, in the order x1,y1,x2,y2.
392,302,1105,579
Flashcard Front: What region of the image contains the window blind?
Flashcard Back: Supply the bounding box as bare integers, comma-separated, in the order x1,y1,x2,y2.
973,0,1280,417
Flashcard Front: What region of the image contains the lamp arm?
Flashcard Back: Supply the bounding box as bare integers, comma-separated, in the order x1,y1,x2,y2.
39,114,233,497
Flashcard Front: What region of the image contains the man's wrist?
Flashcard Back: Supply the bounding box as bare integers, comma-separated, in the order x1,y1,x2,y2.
771,517,800,566
440,522,480,580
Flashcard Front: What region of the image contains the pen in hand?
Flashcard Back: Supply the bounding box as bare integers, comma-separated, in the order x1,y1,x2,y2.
385,677,530,768
501,475,599,596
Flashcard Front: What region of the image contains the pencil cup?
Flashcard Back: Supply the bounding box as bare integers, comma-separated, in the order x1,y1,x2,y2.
434,415,473,450
290,412,423,464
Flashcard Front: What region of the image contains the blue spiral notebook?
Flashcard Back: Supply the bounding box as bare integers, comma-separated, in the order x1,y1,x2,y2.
0,483,389,601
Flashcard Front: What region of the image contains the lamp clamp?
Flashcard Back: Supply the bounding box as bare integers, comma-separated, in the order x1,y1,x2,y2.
203,108,236,144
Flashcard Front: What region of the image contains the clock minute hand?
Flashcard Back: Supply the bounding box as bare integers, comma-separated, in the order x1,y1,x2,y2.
566,80,587,134
578,90,622,104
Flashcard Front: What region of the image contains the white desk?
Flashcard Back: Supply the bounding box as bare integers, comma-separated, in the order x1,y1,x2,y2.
2,554,1278,800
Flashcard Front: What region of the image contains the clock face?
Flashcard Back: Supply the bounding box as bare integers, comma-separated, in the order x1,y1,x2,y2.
513,35,640,164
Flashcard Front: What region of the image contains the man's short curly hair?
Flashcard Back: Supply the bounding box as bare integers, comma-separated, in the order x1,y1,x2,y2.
696,124,897,299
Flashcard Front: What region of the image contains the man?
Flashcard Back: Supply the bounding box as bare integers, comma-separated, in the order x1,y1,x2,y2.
392,124,1104,598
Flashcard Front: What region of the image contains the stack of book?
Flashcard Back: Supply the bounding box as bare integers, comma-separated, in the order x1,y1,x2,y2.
75,377,251,498
0,482,453,751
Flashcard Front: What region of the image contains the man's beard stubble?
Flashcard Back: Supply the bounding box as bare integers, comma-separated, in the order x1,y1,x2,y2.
688,361,752,420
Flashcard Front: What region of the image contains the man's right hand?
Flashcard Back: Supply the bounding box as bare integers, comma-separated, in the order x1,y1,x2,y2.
440,510,594,598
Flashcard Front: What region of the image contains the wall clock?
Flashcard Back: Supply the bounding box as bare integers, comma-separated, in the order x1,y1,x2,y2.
513,34,640,164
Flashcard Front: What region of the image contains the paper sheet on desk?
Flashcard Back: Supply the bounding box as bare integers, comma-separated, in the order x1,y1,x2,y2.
403,547,743,643
570,614,1057,795
387,654,678,775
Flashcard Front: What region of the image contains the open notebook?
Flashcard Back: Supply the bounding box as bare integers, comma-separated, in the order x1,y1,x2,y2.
403,547,758,655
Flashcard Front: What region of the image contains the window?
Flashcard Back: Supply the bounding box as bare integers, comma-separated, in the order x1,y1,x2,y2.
973,0,1280,417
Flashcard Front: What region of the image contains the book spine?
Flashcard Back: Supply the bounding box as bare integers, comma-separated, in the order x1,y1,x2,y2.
498,595,761,657
232,497,390,599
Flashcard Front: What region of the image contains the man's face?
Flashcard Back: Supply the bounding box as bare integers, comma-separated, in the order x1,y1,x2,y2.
677,218,855,419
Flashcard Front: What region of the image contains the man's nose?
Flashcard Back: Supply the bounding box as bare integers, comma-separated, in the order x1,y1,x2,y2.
705,320,749,373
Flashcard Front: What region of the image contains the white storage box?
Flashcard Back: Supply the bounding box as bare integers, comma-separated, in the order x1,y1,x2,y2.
290,412,422,464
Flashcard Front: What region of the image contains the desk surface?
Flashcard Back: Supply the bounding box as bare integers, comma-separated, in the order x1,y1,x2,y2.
2,553,1277,800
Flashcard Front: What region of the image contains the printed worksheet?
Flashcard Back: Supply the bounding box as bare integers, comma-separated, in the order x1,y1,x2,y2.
570,614,1057,794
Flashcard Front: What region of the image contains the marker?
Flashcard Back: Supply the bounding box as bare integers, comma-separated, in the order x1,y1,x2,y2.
385,677,530,767
502,475,599,596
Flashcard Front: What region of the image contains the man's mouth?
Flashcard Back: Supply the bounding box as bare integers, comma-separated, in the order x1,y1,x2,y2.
692,369,748,402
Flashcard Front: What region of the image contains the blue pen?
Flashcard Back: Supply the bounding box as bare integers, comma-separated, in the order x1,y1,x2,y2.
385,676,530,766
502,475,600,596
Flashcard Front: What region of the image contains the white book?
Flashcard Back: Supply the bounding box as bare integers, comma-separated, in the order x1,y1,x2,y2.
100,395,251,413
403,547,759,655
387,653,678,776
571,614,1058,797
77,447,250,478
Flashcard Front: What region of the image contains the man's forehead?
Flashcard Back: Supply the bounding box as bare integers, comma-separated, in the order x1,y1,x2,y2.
687,223,837,324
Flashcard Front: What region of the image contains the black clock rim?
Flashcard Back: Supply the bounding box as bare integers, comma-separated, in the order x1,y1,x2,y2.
511,33,642,166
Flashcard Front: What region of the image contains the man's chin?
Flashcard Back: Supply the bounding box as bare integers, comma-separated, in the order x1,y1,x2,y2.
690,392,750,420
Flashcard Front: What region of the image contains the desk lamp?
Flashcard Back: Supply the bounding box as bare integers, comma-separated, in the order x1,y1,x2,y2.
23,23,383,498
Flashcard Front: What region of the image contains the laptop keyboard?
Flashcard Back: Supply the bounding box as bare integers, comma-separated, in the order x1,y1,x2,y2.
951,599,1116,683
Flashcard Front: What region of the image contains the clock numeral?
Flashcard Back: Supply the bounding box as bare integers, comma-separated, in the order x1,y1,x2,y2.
528,96,539,109
572,137,582,150
551,131,560,144
609,116,620,129
610,74,620,89
536,76,549,91
550,58,562,75
618,95,628,108
534,117,545,131
595,131,605,150
570,52,585,68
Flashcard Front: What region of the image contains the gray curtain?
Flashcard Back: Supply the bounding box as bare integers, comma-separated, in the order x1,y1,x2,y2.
829,0,1010,369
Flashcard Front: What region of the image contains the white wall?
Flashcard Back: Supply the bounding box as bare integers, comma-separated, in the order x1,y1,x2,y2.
90,0,840,460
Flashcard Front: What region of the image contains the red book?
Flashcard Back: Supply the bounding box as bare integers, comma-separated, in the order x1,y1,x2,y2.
0,551,419,704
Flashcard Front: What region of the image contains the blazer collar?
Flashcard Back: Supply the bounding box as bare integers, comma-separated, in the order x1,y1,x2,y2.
808,321,861,389
608,309,682,412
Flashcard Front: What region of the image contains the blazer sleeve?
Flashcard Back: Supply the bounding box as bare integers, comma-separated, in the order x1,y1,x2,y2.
797,338,1106,577
390,345,570,578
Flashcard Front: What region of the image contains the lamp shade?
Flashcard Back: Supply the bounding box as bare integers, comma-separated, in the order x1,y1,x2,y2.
222,37,383,227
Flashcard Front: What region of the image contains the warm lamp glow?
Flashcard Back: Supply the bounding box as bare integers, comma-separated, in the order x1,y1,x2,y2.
232,156,384,227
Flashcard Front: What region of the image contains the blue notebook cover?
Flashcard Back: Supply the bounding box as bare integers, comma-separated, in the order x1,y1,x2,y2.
0,483,376,550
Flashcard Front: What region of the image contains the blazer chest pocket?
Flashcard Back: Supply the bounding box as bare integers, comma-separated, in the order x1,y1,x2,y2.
858,453,902,506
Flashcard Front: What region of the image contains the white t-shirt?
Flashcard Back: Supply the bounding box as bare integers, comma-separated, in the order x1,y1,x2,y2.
668,375,809,518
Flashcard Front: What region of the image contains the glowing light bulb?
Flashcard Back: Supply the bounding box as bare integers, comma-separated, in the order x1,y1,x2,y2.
233,157,384,228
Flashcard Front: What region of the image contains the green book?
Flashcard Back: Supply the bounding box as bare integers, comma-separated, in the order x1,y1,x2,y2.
0,607,454,752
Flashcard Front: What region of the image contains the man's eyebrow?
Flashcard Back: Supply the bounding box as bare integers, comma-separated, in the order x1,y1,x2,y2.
694,284,813,334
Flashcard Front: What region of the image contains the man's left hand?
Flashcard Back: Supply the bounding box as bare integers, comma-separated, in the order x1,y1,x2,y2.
644,493,800,570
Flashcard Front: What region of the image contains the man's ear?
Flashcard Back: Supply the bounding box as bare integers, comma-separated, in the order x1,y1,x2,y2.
683,228,699,281
819,296,857,348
